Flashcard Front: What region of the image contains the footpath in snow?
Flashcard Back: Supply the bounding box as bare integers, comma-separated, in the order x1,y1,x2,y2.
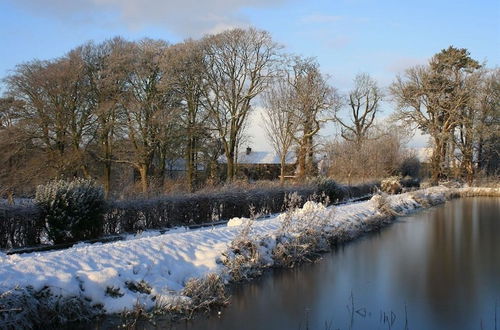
0,186,498,321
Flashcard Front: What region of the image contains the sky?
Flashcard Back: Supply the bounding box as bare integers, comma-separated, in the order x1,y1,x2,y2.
1,0,499,150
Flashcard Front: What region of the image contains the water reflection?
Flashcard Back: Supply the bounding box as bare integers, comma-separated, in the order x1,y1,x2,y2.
169,198,500,330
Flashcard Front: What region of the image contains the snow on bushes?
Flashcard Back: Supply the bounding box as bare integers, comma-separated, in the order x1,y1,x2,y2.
1,180,378,249
380,176,403,194
35,178,105,244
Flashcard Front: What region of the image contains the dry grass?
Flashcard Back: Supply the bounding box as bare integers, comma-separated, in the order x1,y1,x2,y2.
454,187,500,197
0,285,102,329
180,274,229,317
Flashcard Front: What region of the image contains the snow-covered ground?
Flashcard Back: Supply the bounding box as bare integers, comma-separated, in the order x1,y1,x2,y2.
0,186,497,316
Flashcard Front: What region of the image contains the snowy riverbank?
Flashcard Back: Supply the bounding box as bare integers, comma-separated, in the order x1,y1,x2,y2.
0,186,498,327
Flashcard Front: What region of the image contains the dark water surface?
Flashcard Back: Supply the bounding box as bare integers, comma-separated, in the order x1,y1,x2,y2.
171,197,500,330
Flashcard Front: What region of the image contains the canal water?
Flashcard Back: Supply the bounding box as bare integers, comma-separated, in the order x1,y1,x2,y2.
172,197,499,330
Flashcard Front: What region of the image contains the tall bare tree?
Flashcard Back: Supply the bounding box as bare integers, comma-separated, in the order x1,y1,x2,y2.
79,37,129,195
336,73,382,148
201,28,280,181
4,54,93,178
166,40,208,191
262,75,298,183
117,39,174,193
476,68,500,176
287,57,339,179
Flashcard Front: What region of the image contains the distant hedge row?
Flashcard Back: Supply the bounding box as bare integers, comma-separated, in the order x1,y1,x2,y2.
0,180,379,250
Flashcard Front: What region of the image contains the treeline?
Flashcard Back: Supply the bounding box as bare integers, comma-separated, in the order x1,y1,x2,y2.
0,28,498,198
0,28,341,197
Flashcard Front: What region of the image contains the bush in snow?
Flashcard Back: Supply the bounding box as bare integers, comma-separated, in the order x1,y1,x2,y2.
380,176,402,194
399,155,421,178
35,178,105,244
221,207,274,281
272,201,332,268
172,274,229,318
3,180,379,250
315,178,352,203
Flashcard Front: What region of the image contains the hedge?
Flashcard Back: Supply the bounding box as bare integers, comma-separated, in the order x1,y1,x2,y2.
0,181,379,250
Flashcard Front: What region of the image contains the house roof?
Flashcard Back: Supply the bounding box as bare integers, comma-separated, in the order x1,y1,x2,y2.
218,150,296,165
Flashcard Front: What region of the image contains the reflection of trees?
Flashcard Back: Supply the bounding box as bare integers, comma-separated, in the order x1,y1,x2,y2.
187,198,500,330
201,264,325,329
421,199,478,323
390,198,500,328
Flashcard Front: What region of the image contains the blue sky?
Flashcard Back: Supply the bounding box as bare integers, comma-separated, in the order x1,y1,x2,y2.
1,0,499,148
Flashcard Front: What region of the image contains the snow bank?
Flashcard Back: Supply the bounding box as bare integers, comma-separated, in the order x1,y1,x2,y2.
0,186,498,323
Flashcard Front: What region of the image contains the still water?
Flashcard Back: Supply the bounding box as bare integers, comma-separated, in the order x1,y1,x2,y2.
177,198,500,330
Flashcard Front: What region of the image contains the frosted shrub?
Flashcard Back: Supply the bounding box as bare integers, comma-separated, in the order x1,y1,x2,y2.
221,207,274,281
380,176,402,194
35,178,105,244
273,201,332,268
180,274,229,316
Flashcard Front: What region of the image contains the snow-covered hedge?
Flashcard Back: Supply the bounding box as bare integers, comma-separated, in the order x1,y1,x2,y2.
35,179,105,244
0,180,378,249
0,204,43,248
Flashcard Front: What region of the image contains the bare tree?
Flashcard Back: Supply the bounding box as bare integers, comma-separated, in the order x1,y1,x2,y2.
476,68,500,176
79,38,129,196
336,73,383,148
201,28,280,181
4,54,93,179
117,39,175,193
262,75,298,183
287,57,339,179
166,40,208,191
326,124,408,184
452,70,484,185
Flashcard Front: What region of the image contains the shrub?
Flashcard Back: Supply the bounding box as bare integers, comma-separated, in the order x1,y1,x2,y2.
180,274,229,316
380,176,402,194
400,176,420,188
316,178,348,203
399,155,421,178
35,178,105,244
0,204,43,249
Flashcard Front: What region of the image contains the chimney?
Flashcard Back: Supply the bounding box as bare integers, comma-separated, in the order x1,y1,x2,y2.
246,147,252,155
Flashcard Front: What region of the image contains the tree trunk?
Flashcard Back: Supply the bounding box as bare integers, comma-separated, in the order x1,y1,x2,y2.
306,135,314,176
103,162,111,198
431,136,444,185
226,155,235,182
463,151,474,186
186,136,196,192
280,156,286,184
296,141,307,180
138,164,148,194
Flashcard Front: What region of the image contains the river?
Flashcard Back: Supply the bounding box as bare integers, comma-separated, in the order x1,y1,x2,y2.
170,197,500,330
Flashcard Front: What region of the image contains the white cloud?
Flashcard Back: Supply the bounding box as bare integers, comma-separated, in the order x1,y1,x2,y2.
9,0,289,37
